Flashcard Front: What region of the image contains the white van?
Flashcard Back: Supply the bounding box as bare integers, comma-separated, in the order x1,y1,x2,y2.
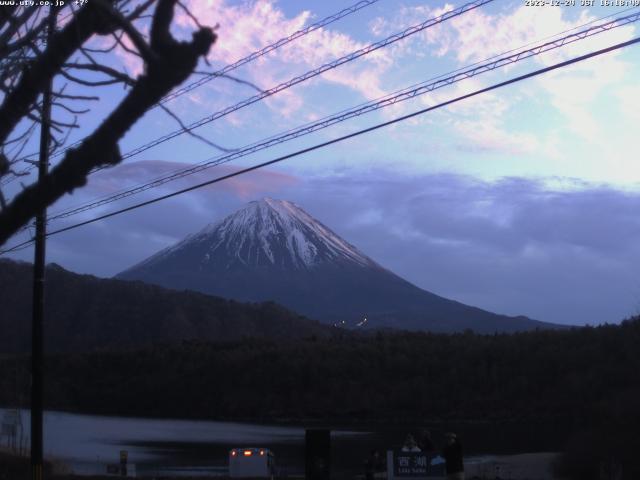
229,447,276,478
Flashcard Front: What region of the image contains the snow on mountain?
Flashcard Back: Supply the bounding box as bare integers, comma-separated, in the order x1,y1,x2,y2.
133,198,378,272
118,198,557,333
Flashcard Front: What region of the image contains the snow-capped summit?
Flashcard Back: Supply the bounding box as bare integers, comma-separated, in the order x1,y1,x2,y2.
202,197,376,269
118,198,555,333
128,198,377,273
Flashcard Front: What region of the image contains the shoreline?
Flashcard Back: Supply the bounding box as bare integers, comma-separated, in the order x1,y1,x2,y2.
0,404,568,430
2,450,560,479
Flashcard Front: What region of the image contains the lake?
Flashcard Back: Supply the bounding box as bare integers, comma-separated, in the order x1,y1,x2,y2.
0,408,565,477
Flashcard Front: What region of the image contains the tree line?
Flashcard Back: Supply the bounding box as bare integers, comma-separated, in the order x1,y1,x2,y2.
1,318,639,479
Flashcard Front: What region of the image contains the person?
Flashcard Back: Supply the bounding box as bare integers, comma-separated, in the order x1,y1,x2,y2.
418,429,436,456
401,434,421,452
364,449,381,480
442,432,464,480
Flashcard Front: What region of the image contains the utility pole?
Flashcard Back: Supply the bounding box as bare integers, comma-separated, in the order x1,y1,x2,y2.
31,7,55,480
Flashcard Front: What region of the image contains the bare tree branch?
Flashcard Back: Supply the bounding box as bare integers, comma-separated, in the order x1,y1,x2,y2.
218,73,263,93
2,119,37,148
177,0,204,30
0,0,216,246
52,102,91,115
6,125,36,163
94,0,158,64
125,0,157,22
0,14,48,58
0,1,120,145
159,103,236,153
112,30,142,58
0,5,18,32
81,34,121,54
52,91,100,101
0,6,38,53
59,68,130,87
0,153,8,177
63,62,136,86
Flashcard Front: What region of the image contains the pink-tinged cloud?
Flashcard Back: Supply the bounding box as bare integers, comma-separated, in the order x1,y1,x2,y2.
369,3,455,59
372,4,636,69
176,0,310,65
84,27,146,79
84,160,299,201
454,120,539,156
424,78,539,156
373,4,638,155
176,0,392,115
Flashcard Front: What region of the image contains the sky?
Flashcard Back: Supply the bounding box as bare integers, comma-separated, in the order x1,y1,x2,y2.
3,0,640,326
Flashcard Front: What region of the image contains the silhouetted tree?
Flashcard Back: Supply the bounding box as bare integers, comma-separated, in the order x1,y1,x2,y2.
0,0,216,246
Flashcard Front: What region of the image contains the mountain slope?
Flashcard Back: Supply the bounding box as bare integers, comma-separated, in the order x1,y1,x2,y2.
117,198,559,333
0,259,332,353
125,197,378,272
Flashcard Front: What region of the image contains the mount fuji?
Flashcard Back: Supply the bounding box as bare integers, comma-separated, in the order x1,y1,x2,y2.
117,198,556,333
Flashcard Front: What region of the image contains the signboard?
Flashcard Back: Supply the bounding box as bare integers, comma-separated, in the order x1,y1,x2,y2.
387,451,446,479
394,451,428,477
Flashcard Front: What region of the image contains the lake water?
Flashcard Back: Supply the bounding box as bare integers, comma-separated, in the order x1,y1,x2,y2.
0,408,565,477
0,408,367,476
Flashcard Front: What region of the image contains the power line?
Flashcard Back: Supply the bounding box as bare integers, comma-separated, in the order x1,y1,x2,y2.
117,0,494,161
0,241,33,255
45,9,640,223
0,7,82,188
5,0,494,186
49,6,640,218
1,0,384,183
158,0,384,105
1,0,492,191
3,34,639,256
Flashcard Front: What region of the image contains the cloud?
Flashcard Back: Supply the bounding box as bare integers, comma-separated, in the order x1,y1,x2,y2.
454,120,538,155
15,161,300,276
175,0,392,117
369,3,456,58
373,4,632,66
446,7,591,64
176,0,311,65
82,159,299,201
535,47,632,142
87,21,149,78
278,173,640,325
616,85,640,122
6,4,640,328
418,77,541,156
9,167,640,326
371,4,638,154
79,0,395,123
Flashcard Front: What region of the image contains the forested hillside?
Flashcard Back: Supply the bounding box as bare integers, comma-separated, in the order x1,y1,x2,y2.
1,319,639,478
0,259,332,353
1,319,638,422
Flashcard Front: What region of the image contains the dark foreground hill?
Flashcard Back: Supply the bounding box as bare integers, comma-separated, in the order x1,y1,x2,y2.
0,259,331,353
2,318,638,425
1,320,639,479
118,198,560,333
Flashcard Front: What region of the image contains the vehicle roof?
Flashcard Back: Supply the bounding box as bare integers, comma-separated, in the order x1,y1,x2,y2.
230,447,272,452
